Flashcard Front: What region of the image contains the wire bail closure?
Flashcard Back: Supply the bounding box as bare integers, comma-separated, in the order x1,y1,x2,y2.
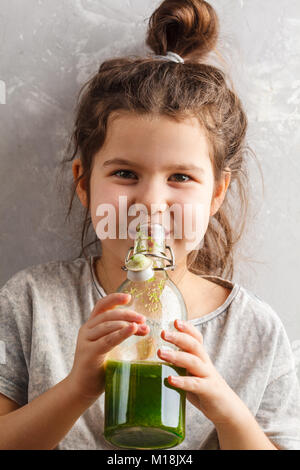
121,245,176,272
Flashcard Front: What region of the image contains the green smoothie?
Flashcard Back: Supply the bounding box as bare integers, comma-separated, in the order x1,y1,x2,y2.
104,359,186,449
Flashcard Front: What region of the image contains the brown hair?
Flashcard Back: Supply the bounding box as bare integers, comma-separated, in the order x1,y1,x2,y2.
59,0,262,280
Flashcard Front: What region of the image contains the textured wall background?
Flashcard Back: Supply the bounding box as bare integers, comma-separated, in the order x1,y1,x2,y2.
0,0,299,373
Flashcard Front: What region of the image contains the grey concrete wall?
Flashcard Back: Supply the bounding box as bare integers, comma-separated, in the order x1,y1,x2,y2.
0,0,299,371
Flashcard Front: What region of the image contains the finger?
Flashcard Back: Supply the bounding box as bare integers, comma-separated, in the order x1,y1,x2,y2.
161,330,206,361
87,320,149,341
157,348,209,377
87,320,131,341
87,308,146,330
92,322,138,355
136,323,150,335
89,293,131,320
167,375,208,393
175,320,204,344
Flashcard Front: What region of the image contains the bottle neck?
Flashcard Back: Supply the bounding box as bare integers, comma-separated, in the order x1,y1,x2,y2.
133,224,166,271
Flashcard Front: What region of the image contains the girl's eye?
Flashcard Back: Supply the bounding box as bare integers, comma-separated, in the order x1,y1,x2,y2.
111,170,192,183
111,169,136,179
170,173,191,183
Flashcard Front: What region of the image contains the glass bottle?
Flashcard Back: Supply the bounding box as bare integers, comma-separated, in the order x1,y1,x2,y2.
103,222,188,450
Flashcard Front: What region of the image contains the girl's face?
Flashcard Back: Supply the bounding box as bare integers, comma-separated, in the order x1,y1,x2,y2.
73,111,230,266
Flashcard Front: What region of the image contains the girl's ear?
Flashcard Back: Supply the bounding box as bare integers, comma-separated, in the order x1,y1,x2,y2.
210,168,231,217
72,158,88,209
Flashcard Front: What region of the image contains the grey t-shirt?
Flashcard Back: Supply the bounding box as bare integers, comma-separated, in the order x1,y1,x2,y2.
0,255,300,450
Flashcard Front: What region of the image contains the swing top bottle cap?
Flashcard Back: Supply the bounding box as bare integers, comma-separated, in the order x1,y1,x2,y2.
125,254,153,272
125,254,154,282
125,223,165,281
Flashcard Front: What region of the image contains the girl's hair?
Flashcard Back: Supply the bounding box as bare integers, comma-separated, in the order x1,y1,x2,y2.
59,0,261,280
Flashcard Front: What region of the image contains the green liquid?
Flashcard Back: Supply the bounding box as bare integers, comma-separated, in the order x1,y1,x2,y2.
104,360,186,450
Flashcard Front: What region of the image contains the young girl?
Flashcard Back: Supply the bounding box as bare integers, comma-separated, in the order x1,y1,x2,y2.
0,0,299,450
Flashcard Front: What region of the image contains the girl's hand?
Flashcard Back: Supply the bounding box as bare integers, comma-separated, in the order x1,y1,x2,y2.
68,293,149,403
158,320,251,426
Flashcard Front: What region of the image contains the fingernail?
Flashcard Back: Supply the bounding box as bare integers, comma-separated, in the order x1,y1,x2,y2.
160,347,172,357
177,320,184,328
170,376,179,383
164,331,173,340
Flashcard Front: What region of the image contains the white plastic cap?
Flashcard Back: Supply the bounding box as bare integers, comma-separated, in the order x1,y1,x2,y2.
126,264,154,282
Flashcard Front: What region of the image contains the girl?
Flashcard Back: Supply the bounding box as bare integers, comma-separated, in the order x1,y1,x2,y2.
0,0,300,450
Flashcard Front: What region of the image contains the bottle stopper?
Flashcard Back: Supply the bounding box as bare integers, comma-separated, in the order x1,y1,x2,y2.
125,254,154,282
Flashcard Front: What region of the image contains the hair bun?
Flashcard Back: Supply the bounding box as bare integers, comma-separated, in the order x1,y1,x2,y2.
146,0,219,62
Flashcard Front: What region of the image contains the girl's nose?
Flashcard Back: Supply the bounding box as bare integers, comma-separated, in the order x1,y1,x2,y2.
133,179,169,213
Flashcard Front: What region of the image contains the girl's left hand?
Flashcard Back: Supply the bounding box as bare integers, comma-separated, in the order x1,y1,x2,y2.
158,319,251,427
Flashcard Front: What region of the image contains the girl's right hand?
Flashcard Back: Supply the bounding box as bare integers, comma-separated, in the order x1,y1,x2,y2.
67,293,149,403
